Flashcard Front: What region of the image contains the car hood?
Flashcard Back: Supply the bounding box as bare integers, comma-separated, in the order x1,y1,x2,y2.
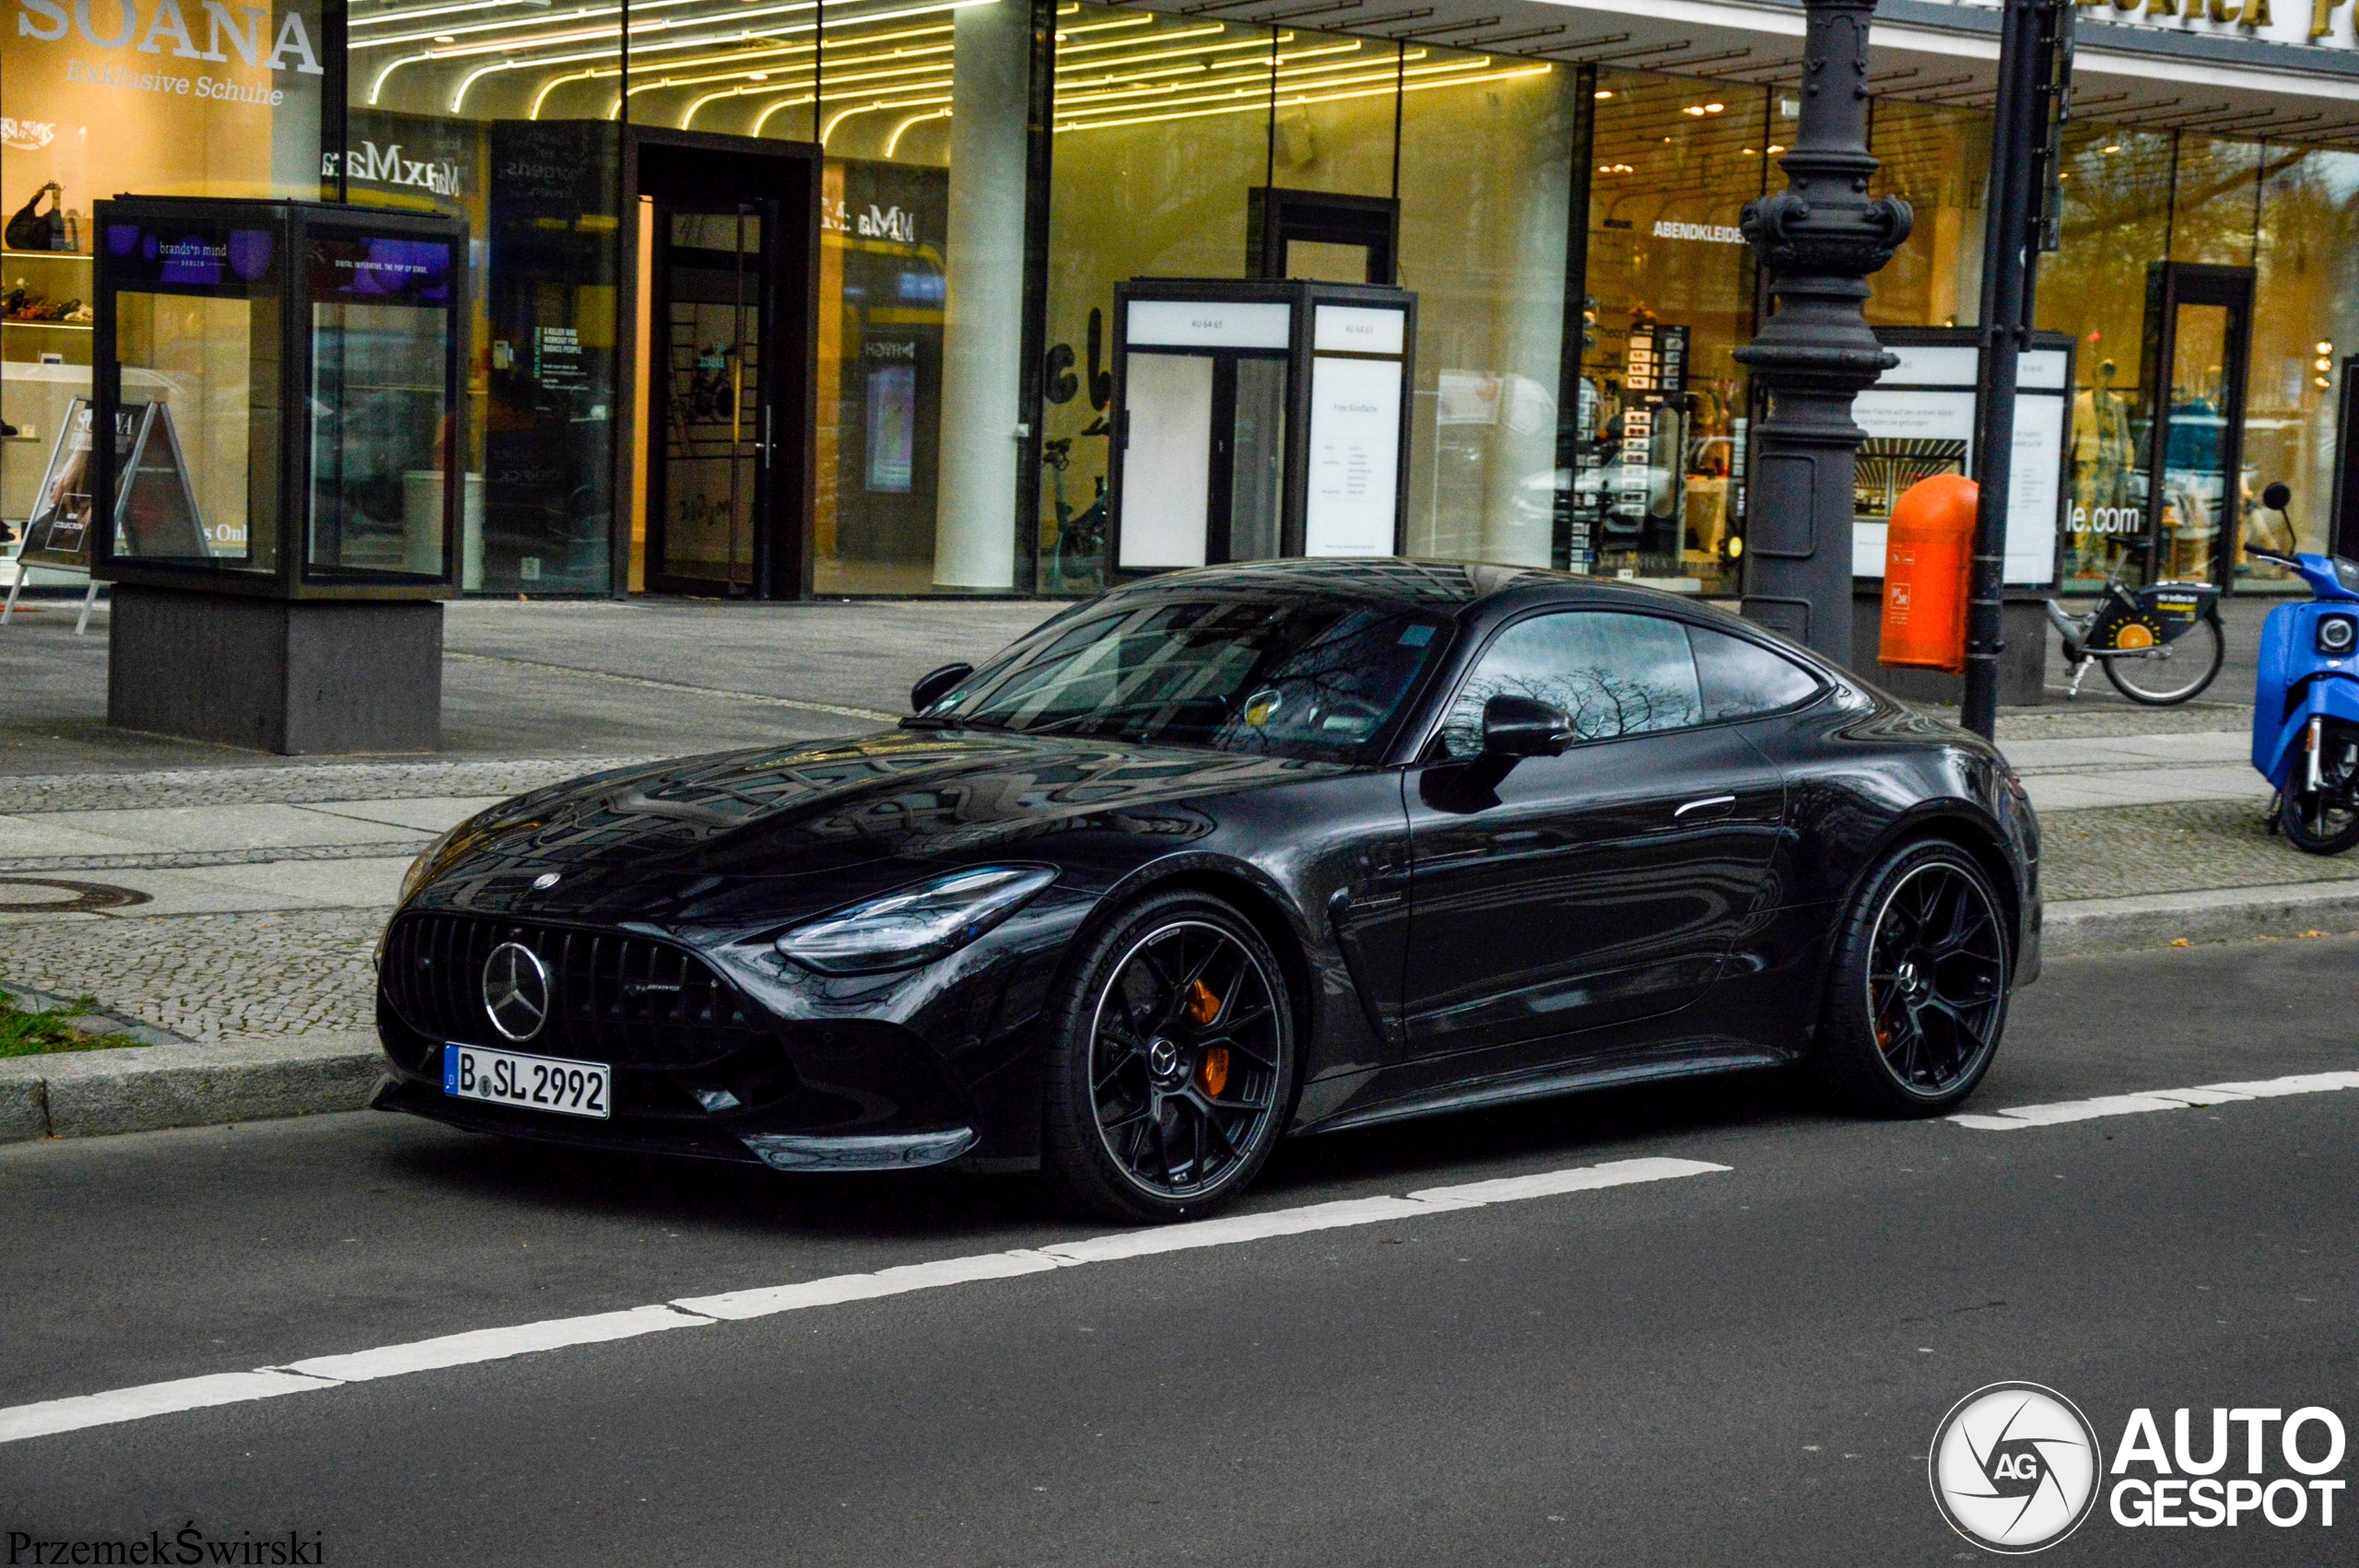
435,728,1347,888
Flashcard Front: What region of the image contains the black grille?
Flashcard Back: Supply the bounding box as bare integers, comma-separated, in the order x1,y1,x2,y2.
381,913,771,1070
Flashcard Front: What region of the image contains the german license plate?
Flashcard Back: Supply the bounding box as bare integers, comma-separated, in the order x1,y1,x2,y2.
442,1043,610,1120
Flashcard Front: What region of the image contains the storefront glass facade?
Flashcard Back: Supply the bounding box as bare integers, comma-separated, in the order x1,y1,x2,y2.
9,1,2359,603
1039,4,1576,593
1,0,326,548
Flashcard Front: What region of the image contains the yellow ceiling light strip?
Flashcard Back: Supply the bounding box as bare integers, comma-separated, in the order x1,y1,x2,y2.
819,88,953,142
644,38,957,123
1053,54,1491,114
884,107,950,157
1053,36,1366,95
354,0,608,34
358,0,723,52
441,0,991,111
1058,62,1551,133
752,94,819,134
1054,22,1238,61
648,50,952,104
1056,11,1154,41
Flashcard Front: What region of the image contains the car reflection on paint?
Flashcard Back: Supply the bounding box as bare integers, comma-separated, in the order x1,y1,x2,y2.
373,558,2039,1222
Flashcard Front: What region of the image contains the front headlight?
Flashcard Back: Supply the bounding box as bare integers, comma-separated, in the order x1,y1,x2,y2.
777,866,1059,976
397,820,470,907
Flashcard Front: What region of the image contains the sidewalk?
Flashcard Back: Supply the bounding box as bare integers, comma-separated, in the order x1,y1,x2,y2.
2,593,2350,1142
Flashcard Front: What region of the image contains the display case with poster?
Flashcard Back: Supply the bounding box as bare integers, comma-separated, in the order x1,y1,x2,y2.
89,196,466,601
1106,278,1414,575
84,197,466,755
1850,327,2075,589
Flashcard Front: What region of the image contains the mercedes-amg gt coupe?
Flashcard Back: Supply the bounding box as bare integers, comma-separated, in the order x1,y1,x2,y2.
374,559,2039,1221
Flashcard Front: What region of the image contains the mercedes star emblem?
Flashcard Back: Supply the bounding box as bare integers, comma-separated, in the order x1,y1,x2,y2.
482,942,553,1042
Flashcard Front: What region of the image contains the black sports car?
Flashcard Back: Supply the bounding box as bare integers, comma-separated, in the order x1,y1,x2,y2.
373,560,2039,1221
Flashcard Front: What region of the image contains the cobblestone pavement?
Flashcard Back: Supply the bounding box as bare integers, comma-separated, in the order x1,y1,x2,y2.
2038,797,2359,902
2,907,383,1044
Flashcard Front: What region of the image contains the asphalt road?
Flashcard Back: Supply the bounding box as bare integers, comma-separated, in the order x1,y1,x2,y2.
2,936,2353,1566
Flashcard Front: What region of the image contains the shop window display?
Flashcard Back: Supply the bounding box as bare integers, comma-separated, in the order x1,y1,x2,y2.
348,0,620,595
2242,146,2359,581
2036,123,2174,588
1396,42,1575,572
1577,71,1778,596
1,0,324,574
1040,3,1573,592
1866,98,1989,331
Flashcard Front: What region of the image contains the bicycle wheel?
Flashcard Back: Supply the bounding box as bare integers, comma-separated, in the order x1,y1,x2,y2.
2104,617,2224,705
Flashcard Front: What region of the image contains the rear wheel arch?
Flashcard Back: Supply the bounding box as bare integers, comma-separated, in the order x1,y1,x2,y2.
1859,810,2025,969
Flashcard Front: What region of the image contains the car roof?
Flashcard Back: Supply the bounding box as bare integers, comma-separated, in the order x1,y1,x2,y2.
1097,557,1746,625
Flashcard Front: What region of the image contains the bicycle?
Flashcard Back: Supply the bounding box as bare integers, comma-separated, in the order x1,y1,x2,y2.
2043,575,2225,706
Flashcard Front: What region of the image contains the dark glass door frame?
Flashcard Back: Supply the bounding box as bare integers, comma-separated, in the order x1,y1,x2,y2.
644,197,772,597
2139,261,2255,593
2331,357,2359,561
618,128,821,600
1246,188,1402,286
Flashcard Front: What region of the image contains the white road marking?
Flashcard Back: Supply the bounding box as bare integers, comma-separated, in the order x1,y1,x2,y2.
1950,1070,2359,1130
0,1156,1727,1446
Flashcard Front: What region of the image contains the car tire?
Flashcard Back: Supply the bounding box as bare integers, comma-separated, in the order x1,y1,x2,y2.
1039,890,1297,1223
1814,839,2011,1118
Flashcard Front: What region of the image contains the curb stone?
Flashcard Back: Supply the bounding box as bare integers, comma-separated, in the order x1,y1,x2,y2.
4,882,2358,1147
2041,880,2359,958
0,1032,383,1143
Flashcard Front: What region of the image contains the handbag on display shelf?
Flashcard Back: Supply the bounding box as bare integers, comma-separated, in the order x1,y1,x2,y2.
5,182,65,252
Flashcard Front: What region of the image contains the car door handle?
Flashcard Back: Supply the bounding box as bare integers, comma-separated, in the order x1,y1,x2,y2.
1673,794,1738,819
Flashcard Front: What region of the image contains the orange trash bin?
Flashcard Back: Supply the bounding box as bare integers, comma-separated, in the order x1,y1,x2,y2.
1879,474,1978,673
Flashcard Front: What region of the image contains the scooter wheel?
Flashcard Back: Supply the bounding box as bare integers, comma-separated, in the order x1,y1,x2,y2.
2282,788,2359,856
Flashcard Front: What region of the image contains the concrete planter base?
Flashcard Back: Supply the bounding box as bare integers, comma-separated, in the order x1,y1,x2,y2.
108,586,442,755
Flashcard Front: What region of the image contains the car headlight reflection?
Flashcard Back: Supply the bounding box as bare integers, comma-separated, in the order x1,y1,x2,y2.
777,866,1060,976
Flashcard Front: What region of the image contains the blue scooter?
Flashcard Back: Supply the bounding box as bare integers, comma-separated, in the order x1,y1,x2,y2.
2248,484,2359,856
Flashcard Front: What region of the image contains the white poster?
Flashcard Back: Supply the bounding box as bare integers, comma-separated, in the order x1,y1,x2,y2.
1304,356,1401,557
1117,354,1213,569
1850,345,2069,586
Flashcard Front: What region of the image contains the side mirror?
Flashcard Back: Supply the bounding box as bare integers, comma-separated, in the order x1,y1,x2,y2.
910,661,973,714
2264,481,2294,512
1481,695,1572,758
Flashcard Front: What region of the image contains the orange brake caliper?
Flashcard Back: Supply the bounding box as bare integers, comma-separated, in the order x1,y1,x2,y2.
1186,980,1228,1094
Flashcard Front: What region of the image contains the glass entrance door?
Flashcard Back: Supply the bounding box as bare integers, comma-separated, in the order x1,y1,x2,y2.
2142,263,2254,590
650,204,769,593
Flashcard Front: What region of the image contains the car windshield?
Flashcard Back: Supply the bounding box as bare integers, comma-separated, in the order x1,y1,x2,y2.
2336,556,2359,593
921,596,1452,763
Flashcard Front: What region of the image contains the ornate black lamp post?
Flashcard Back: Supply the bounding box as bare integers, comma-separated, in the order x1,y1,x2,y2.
1736,0,1912,667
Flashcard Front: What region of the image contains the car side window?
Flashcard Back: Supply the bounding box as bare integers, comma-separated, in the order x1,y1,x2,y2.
1687,625,1823,720
1438,611,1704,760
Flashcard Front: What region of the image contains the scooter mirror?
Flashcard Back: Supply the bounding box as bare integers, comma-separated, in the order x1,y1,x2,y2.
2263,481,2293,511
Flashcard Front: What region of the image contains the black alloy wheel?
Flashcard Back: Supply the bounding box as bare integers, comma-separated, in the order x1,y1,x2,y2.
1816,841,2010,1117
1040,892,1294,1223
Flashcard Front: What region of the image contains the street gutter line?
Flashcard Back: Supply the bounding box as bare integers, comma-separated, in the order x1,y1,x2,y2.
0,1156,1728,1446
443,652,898,724
1950,1069,2359,1130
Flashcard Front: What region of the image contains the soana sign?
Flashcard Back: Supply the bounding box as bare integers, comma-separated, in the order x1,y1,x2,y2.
12,0,324,76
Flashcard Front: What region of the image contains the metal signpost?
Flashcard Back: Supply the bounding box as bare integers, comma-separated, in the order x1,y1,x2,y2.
1962,0,2075,737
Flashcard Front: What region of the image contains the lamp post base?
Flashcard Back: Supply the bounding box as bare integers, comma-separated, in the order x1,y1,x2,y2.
108,586,443,755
